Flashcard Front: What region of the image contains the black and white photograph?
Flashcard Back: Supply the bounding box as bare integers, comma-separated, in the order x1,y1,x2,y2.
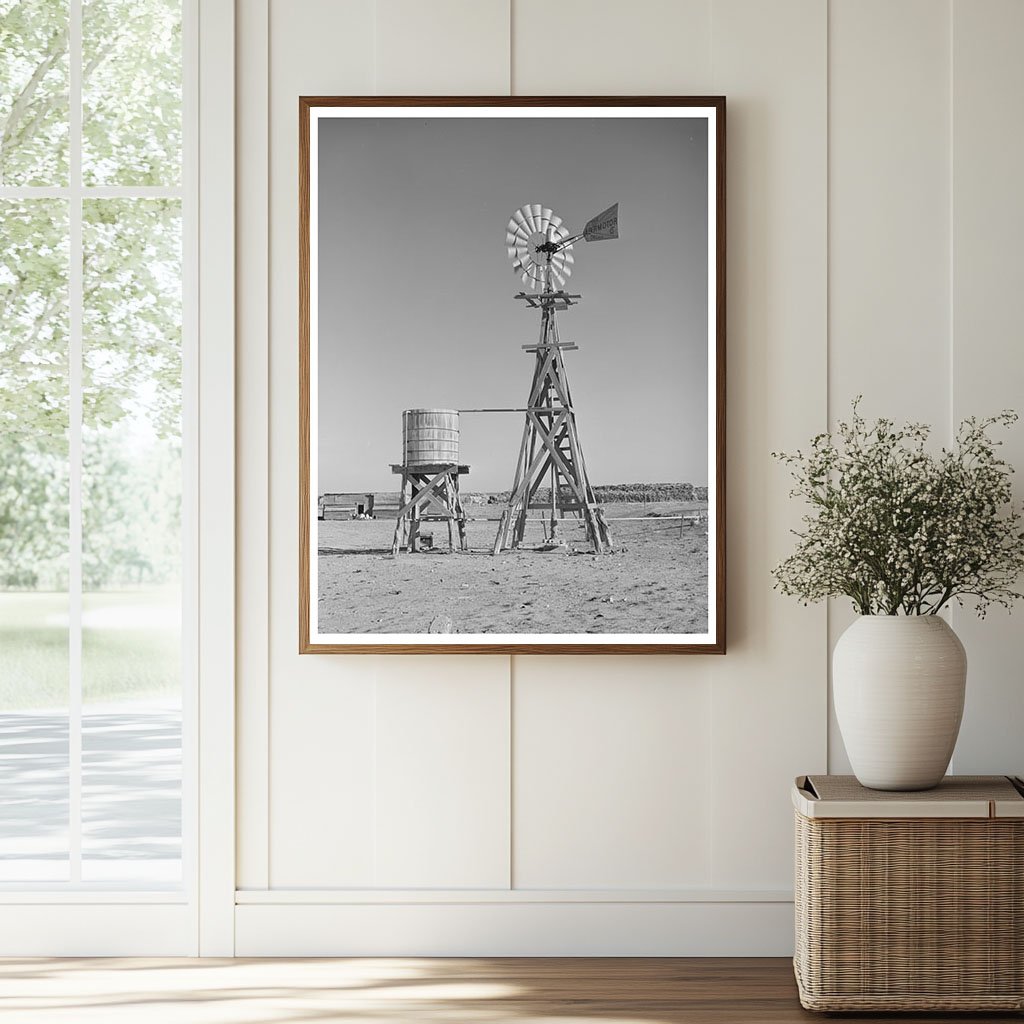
300,98,725,653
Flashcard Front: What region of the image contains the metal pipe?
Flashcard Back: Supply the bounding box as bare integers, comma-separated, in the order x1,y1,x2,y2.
458,407,531,413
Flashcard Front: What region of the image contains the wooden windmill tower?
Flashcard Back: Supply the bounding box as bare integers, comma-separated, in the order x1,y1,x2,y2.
493,203,618,554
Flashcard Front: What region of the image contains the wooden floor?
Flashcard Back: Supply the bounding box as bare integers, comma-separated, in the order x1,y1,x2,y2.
0,957,1019,1023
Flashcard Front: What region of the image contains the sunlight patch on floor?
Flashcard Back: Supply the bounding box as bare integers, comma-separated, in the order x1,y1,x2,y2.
0,958,676,1024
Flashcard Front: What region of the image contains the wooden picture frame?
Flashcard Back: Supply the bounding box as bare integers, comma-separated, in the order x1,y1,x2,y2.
300,96,725,654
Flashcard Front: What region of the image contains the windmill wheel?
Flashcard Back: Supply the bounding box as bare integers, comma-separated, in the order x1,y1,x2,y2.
505,204,575,291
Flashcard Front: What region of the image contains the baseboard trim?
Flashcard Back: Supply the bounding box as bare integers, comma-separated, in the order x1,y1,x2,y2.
235,900,795,956
0,904,196,956
235,887,792,904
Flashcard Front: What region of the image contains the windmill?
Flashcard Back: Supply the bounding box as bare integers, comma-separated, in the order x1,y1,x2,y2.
493,203,618,554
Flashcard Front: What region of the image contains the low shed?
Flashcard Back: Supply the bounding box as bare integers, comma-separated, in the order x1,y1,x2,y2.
319,492,375,519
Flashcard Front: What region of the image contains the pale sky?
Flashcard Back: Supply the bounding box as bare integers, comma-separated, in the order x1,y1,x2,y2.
317,114,708,493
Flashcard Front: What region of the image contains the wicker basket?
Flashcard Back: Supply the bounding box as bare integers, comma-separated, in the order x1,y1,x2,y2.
793,775,1024,1012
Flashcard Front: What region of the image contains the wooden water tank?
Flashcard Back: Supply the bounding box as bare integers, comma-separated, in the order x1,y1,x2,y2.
402,409,460,467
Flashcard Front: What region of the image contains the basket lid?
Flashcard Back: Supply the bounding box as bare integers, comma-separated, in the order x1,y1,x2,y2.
793,775,1024,819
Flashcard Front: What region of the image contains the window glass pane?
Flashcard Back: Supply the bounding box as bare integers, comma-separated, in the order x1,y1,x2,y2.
82,0,181,186
0,0,70,186
0,199,70,880
81,198,181,883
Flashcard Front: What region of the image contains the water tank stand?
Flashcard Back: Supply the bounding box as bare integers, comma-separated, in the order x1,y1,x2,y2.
390,462,471,555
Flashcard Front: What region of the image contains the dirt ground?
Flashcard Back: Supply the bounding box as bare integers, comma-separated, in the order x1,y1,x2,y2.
317,500,709,636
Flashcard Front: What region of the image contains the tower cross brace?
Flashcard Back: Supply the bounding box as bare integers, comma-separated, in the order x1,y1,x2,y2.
391,462,469,555
493,287,612,554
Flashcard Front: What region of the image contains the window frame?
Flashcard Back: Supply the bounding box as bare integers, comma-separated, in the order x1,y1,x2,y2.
0,0,209,936
0,0,235,957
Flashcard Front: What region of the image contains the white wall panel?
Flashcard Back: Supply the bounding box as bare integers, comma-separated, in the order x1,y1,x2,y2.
707,0,828,889
269,0,375,97
265,0,515,894
269,663,378,887
949,0,1024,777
231,0,1024,955
374,658,510,888
376,0,510,95
271,657,510,891
265,0,376,889
828,0,951,426
513,0,711,94
508,0,718,902
513,657,712,889
826,0,951,773
236,900,793,956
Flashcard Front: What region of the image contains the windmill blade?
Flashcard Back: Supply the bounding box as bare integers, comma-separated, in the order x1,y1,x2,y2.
506,205,575,286
583,202,619,241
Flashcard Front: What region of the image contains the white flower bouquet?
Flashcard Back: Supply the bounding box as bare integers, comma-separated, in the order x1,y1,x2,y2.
773,401,1024,616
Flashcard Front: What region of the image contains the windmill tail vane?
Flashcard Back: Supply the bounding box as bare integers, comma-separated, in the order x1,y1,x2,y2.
582,203,619,241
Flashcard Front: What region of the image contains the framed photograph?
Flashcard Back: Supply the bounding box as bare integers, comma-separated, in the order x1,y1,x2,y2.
300,96,725,654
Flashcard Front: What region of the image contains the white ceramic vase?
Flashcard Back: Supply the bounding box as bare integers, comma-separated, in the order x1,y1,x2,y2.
833,615,967,791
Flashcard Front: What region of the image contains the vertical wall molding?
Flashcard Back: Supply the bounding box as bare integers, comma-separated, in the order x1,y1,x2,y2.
948,0,1024,777
235,0,271,891
198,0,237,955
945,0,958,742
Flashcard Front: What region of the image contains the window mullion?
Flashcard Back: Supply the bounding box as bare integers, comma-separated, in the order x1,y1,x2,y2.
0,187,184,200
68,0,84,885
